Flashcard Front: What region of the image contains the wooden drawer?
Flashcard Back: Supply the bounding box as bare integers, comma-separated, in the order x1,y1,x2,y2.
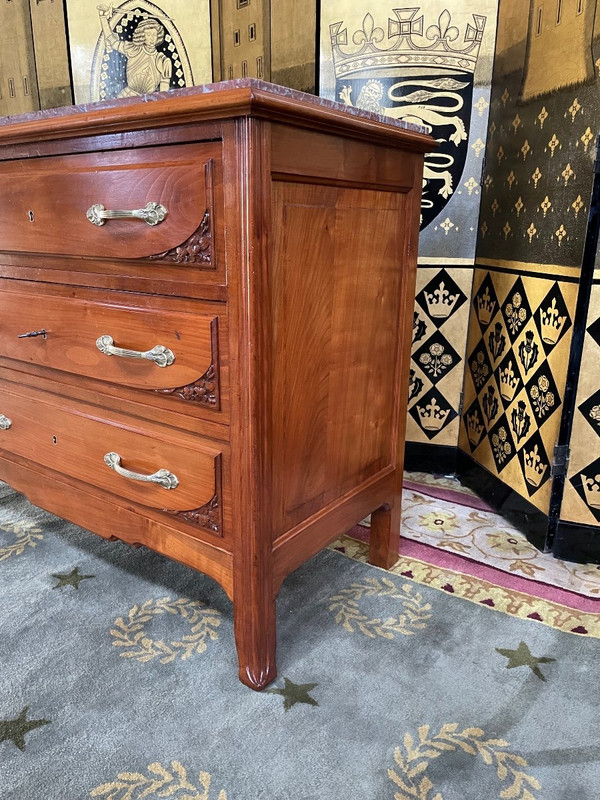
0,283,223,411
0,142,219,262
0,381,221,515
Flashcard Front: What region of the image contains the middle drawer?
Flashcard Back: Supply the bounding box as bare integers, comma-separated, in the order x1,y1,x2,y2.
0,282,225,417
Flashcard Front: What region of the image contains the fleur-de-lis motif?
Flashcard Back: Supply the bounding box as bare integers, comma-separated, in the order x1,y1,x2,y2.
555,224,567,245
537,107,548,128
567,98,581,122
353,13,385,45
527,222,537,243
531,167,542,188
540,196,552,217
426,10,460,42
521,140,531,160
547,133,560,156
561,163,574,186
571,195,584,217
581,127,594,152
514,196,524,216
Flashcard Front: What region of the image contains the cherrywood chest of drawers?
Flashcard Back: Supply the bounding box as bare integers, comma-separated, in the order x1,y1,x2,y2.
0,80,430,689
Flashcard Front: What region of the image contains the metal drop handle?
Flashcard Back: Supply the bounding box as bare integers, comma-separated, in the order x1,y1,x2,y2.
96,335,175,368
104,452,179,490
86,201,167,227
0,415,12,430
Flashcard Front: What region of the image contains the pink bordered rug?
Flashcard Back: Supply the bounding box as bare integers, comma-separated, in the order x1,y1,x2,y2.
358,472,600,599
332,525,600,638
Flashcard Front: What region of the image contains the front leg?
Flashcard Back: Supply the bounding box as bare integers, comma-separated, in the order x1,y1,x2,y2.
233,572,277,690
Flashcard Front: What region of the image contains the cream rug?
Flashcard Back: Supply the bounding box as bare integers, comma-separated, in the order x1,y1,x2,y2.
367,473,600,598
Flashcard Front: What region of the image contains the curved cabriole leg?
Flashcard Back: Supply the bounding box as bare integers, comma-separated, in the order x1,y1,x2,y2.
233,587,277,691
368,501,401,570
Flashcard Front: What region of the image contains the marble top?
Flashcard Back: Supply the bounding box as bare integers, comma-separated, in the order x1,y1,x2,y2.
0,78,427,135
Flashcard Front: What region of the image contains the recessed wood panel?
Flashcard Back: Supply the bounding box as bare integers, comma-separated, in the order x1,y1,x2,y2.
270,181,407,535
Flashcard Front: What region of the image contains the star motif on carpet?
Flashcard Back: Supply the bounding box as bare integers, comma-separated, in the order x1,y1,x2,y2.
496,641,556,681
51,567,95,590
265,677,319,711
0,707,50,751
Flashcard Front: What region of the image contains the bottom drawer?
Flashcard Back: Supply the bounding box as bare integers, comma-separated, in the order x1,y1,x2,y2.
0,381,220,515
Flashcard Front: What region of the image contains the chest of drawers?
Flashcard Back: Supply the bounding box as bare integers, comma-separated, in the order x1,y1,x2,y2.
0,80,430,689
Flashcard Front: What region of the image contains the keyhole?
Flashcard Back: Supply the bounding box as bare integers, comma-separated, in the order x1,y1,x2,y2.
52,435,57,444
28,210,35,222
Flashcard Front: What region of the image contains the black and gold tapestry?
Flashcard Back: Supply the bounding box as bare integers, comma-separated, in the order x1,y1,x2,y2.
460,0,600,517
319,1,499,450
460,269,578,513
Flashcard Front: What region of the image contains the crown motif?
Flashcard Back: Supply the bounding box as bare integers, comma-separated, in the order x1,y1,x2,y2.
330,9,486,79
581,473,600,509
477,288,496,327
424,281,460,320
498,361,519,402
523,445,547,488
539,297,567,345
466,409,484,445
417,397,450,431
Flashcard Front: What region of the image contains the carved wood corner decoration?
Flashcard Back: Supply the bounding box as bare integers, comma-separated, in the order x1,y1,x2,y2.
149,159,216,267
158,363,219,405
170,493,222,534
156,317,221,408
150,209,212,264
165,455,223,536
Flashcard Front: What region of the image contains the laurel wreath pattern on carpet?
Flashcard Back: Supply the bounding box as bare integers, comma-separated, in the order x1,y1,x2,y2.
327,577,432,638
0,516,43,562
389,723,541,800
110,597,222,664
89,761,228,800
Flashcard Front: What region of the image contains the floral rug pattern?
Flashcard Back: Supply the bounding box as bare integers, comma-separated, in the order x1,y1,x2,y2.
385,473,600,598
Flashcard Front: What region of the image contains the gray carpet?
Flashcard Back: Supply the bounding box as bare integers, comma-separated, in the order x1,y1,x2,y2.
2,485,599,799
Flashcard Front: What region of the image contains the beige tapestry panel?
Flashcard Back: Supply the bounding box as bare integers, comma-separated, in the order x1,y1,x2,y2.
0,1,39,116
29,0,73,110
66,0,213,104
459,267,578,514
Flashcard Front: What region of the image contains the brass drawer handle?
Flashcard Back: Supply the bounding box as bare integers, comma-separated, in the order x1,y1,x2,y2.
0,415,12,430
104,452,179,490
86,201,167,227
96,335,175,368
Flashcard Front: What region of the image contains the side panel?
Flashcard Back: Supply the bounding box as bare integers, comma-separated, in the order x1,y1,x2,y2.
269,179,410,535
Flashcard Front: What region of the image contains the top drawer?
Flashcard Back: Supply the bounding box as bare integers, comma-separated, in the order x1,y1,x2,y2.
0,143,219,262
